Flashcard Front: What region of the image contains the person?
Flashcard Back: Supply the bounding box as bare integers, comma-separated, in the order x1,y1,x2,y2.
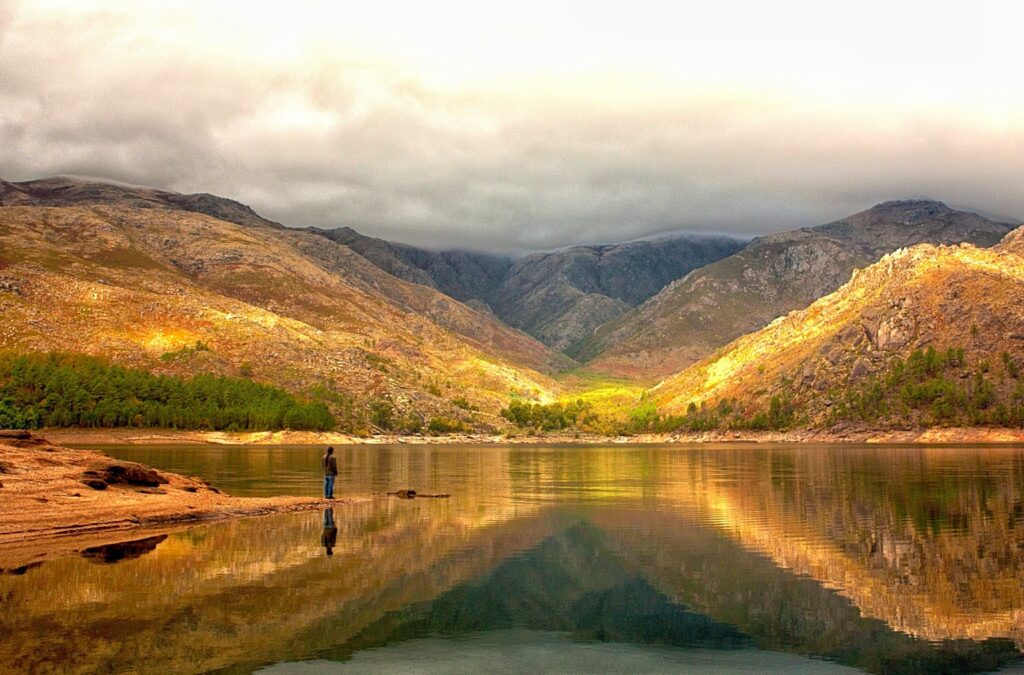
321,507,338,556
322,446,338,499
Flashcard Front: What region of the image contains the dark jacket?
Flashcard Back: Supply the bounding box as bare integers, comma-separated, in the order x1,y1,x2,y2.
322,454,338,476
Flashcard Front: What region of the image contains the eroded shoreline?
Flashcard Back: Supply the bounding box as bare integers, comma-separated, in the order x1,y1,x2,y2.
41,426,1024,446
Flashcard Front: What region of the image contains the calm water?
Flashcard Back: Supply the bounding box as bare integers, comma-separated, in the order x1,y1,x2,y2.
4,443,1024,674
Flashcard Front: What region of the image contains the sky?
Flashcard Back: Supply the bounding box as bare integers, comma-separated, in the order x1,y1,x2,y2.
1,0,1022,252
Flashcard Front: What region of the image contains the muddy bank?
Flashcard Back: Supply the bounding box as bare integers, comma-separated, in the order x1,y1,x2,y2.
0,431,354,569
42,426,1024,446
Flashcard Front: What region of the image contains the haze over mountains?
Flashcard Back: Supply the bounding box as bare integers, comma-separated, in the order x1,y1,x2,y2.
1,175,1021,433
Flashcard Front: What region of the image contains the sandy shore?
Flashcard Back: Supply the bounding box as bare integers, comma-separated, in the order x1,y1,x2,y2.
0,431,354,569
41,426,1024,446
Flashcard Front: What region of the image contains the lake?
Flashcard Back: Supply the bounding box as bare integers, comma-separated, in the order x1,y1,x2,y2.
3,443,1024,674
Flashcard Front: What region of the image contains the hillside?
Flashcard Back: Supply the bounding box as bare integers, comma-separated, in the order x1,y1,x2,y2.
316,227,743,351
582,201,1016,380
0,203,565,431
649,226,1024,429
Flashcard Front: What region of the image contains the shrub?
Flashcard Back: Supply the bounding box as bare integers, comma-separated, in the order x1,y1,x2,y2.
427,417,466,434
368,400,394,430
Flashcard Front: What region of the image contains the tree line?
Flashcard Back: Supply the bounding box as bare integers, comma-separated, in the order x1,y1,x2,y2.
0,352,335,431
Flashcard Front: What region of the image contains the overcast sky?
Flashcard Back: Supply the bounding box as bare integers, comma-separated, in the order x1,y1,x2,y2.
1,1,1022,251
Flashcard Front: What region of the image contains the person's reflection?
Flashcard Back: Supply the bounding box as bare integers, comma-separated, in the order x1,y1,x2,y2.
321,507,338,557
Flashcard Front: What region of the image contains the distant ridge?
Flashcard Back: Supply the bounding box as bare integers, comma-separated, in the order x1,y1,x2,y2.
315,226,744,351
580,200,1017,380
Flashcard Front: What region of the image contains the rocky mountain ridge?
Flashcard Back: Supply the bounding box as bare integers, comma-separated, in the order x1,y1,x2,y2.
1,176,285,230
318,225,744,351
581,200,1017,380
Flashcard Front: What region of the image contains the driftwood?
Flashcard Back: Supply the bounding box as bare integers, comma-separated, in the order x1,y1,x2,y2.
386,489,450,499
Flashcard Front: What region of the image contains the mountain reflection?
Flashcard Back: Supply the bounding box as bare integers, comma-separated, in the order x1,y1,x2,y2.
2,444,1024,673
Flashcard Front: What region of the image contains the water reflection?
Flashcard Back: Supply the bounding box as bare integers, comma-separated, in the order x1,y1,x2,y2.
321,508,338,557
3,443,1024,673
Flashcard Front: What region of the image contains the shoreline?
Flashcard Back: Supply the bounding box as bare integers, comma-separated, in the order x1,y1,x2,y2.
0,431,359,570
41,426,1024,446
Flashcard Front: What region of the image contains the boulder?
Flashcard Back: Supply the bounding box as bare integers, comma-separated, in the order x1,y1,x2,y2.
850,358,872,380
101,462,168,487
82,478,108,490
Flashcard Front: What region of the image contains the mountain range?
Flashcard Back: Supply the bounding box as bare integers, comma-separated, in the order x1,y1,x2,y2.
313,226,743,351
576,200,1016,380
1,175,1021,434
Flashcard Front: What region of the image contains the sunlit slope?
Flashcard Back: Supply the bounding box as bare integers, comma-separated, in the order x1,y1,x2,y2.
0,205,560,423
650,226,1024,422
583,201,1015,380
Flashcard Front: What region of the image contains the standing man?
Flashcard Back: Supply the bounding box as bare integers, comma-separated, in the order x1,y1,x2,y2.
322,446,338,499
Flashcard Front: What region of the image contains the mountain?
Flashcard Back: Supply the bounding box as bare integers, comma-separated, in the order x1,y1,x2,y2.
312,226,512,309
0,176,285,230
649,225,1024,428
0,197,570,430
580,201,1017,380
492,237,745,351
315,227,744,352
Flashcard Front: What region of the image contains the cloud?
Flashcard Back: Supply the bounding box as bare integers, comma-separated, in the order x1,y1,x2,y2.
1,1,1023,252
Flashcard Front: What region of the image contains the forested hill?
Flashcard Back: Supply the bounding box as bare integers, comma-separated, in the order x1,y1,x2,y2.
0,353,335,431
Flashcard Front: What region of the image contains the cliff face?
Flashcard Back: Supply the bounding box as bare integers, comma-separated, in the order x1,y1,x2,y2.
582,201,1016,380
650,226,1024,425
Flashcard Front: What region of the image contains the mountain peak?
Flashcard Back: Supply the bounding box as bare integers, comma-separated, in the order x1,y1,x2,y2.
855,199,958,224
0,176,283,230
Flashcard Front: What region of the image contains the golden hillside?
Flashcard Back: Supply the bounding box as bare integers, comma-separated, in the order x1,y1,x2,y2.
0,205,563,429
650,226,1024,426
